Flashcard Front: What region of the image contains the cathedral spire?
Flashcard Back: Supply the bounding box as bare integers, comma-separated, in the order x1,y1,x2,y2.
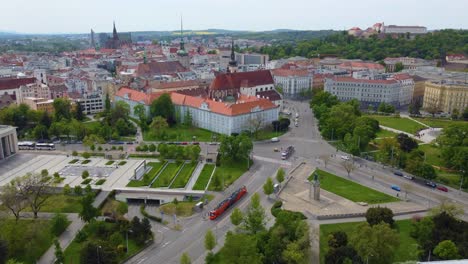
179,15,185,52
228,38,238,73
113,21,119,40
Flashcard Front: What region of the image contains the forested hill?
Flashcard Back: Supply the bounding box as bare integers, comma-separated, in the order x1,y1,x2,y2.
249,29,468,61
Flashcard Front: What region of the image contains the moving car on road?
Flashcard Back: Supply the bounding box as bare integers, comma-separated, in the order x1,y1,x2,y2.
391,185,401,192
281,146,294,160
425,181,437,188
393,171,404,177
340,155,350,161
271,137,279,142
403,175,414,180
436,185,448,192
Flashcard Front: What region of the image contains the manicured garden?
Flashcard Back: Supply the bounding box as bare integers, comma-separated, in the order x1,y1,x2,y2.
151,162,183,188
105,160,115,165
127,161,166,187
320,219,418,264
0,219,56,263
143,125,217,142
368,115,426,134
193,164,215,190
375,129,399,139
308,169,399,204
413,117,468,129
69,159,79,164
418,144,444,166
208,160,250,191
170,162,197,188
95,179,106,185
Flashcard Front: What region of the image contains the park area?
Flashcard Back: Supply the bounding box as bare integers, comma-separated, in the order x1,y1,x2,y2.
127,161,166,187
319,219,418,264
414,117,468,129
308,169,399,204
143,125,216,142
193,164,215,190
368,115,426,134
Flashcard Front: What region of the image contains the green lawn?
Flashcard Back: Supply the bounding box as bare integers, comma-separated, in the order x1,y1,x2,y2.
143,125,218,142
83,121,101,132
105,160,115,165
418,144,444,166
22,194,82,213
193,164,215,190
64,222,142,264
170,163,196,188
151,163,182,188
414,117,468,129
368,115,426,134
208,160,250,191
95,179,106,185
160,201,197,217
127,161,166,187
320,219,419,264
375,129,399,139
308,169,399,204
0,219,56,263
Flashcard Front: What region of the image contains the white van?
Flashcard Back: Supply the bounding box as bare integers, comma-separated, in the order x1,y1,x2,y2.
271,137,279,142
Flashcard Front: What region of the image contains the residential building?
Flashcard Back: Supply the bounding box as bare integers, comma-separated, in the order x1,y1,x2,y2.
19,83,50,102
209,70,276,100
114,87,159,117
324,73,414,108
22,97,55,114
0,77,36,106
337,61,385,73
271,69,312,98
75,94,105,115
384,57,436,72
0,125,18,161
383,25,427,35
423,80,468,114
235,53,269,66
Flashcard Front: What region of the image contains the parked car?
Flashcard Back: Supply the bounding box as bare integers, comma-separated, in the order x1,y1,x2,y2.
192,142,200,145
271,137,279,142
425,181,437,188
403,175,414,180
393,171,404,177
391,185,401,192
436,186,448,192
340,155,350,161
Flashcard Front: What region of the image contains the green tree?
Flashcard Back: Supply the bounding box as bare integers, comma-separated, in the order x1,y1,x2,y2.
150,116,169,138
396,133,418,152
243,193,266,234
53,98,72,121
217,231,263,264
33,124,49,140
73,102,84,121
54,239,65,264
63,184,71,195
365,207,395,227
50,213,69,236
74,185,83,195
0,182,28,222
105,93,111,113
282,242,306,264
0,239,7,264
79,193,98,223
433,240,460,260
394,62,404,72
82,170,89,179
150,93,176,125
230,208,244,226
327,231,348,249
263,177,274,198
276,168,285,185
80,240,117,264
451,108,459,120
351,222,400,264
180,252,191,264
16,172,54,218
82,152,91,159
205,229,216,252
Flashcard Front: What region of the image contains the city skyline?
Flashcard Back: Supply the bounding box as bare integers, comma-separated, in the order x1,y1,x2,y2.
1,0,468,34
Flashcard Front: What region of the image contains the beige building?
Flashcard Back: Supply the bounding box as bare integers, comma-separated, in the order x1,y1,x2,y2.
0,125,18,161
423,81,468,113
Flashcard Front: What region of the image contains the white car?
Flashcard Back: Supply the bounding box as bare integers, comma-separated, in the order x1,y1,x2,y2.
340,155,350,161
403,175,414,180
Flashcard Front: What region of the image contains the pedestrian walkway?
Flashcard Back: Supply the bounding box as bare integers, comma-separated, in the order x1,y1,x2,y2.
37,213,85,264
379,125,436,144
403,114,431,128
185,161,205,190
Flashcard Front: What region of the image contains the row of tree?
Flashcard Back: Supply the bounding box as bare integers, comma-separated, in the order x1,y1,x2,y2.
311,91,380,155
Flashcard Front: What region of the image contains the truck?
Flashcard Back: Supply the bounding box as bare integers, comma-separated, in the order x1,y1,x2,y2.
209,186,247,220
281,146,294,160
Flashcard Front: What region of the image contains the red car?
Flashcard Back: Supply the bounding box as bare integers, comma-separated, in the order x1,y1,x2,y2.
436,186,448,192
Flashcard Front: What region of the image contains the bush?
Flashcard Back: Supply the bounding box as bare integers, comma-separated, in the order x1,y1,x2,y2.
81,179,92,185
72,150,78,156
82,170,89,179
50,213,69,236
74,185,83,195
365,207,395,227
63,184,71,195
82,152,91,159
271,201,283,217
95,179,106,185
75,230,88,243
53,172,60,178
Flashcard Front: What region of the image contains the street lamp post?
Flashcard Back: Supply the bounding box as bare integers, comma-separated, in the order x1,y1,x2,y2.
97,245,102,264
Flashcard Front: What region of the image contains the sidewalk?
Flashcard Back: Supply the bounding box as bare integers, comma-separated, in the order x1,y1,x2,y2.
38,213,85,264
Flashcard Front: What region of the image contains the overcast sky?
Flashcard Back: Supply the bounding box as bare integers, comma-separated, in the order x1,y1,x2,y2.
1,0,467,34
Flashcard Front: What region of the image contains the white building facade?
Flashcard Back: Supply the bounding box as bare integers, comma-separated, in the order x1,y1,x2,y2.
324,74,414,108
0,125,18,162
272,69,312,99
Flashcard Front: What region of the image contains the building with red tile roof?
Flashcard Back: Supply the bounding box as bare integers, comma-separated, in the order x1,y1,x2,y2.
209,70,275,100
135,61,188,79
337,61,385,72
0,77,37,106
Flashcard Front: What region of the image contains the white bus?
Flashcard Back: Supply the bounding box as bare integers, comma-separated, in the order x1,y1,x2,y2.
18,141,36,150
36,143,55,150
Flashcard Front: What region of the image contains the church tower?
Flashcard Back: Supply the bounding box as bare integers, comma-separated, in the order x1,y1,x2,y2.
176,16,190,68
227,39,238,73
112,21,119,41
90,29,96,50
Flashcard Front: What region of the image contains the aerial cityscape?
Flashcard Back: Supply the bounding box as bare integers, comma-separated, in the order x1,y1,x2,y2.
0,1,468,264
